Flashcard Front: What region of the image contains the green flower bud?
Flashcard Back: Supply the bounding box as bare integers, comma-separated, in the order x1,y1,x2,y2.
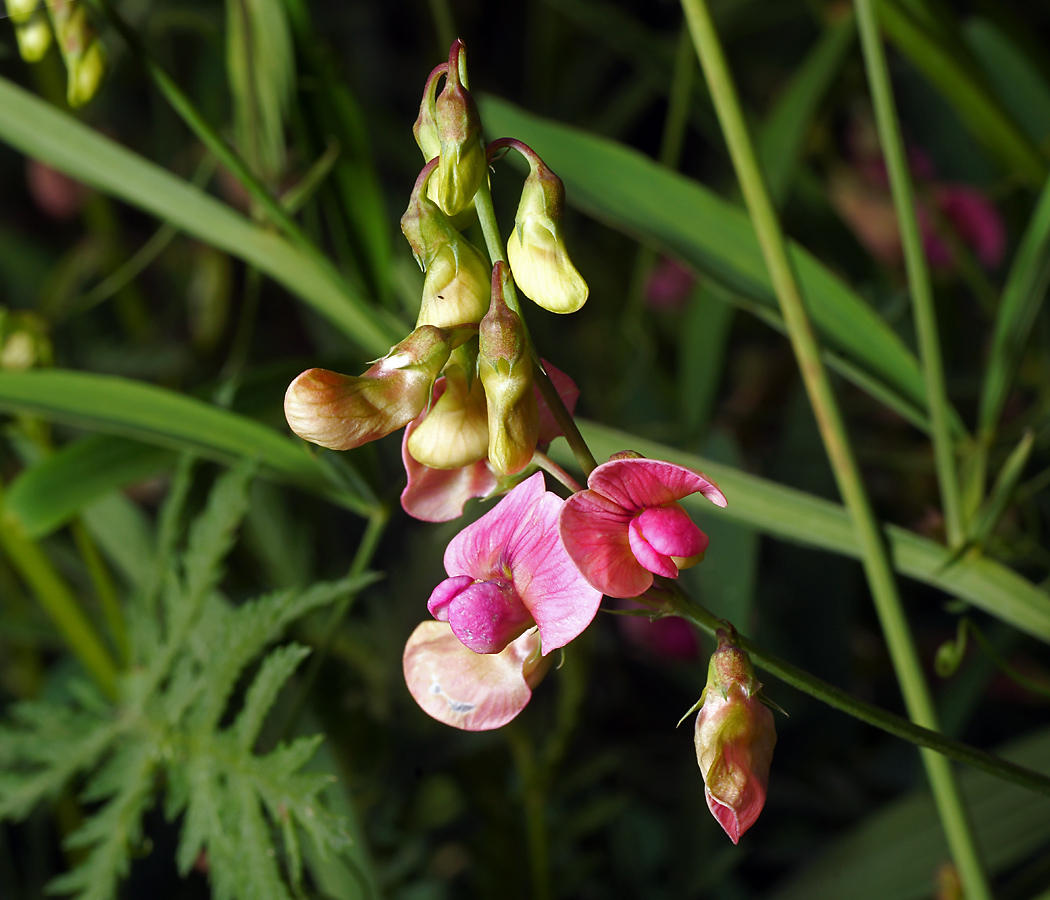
48,1,107,107
432,39,485,218
505,148,588,314
478,264,538,475
0,309,52,371
413,63,445,162
5,0,38,23
285,325,454,451
13,12,52,63
407,361,489,469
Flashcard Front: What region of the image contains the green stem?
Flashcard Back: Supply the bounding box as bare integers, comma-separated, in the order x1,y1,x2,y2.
0,485,118,698
279,506,389,740
505,727,552,900
661,582,1050,798
70,518,128,664
532,450,584,494
679,2,992,897
855,0,964,549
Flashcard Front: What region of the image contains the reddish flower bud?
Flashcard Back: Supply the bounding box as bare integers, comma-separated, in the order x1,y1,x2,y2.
431,40,485,217
693,631,776,844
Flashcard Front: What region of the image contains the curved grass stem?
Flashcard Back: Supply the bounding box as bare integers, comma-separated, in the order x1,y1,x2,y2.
679,1,992,896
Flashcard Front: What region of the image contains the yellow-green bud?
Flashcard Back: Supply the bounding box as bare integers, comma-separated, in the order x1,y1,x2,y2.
506,152,588,314
413,62,444,162
0,310,52,371
13,12,52,62
478,264,538,475
5,0,38,23
407,363,489,469
432,39,485,218
48,2,107,107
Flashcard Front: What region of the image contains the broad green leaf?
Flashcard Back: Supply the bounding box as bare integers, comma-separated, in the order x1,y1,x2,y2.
876,0,1047,185
557,421,1050,644
978,173,1050,438
0,370,375,519
964,18,1050,146
0,76,401,356
769,728,1050,900
4,435,174,539
758,16,856,207
479,96,937,426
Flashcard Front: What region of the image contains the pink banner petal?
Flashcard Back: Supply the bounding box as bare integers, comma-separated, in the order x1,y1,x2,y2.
561,490,654,598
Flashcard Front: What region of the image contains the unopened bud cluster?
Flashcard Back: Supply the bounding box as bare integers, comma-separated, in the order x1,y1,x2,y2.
285,38,589,484
5,0,107,106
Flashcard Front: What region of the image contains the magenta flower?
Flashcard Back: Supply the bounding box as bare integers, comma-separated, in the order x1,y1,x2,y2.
400,361,579,523
426,472,602,655
560,454,726,598
403,621,551,731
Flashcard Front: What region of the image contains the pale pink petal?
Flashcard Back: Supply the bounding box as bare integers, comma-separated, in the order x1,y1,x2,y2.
536,360,580,446
560,489,654,599
627,518,679,578
443,472,548,579
632,505,708,558
403,621,546,731
588,457,727,513
446,580,534,653
426,575,474,620
503,490,602,652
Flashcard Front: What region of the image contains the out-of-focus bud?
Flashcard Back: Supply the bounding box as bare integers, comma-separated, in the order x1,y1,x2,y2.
48,1,107,108
407,358,489,469
402,160,491,327
431,39,485,218
478,263,538,475
502,142,588,314
12,11,52,62
693,629,776,844
6,0,38,21
0,310,52,371
285,325,456,451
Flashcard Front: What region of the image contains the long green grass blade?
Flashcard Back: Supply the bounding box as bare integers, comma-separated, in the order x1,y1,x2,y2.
876,0,1047,185
479,96,947,428
558,420,1050,644
0,75,401,356
768,728,1050,900
0,371,375,518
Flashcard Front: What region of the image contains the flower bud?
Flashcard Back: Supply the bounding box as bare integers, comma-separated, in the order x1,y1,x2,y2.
478,264,538,475
12,11,52,62
693,630,776,844
412,63,445,162
506,152,588,314
285,325,453,451
48,1,107,107
432,40,485,218
5,0,38,22
407,361,489,469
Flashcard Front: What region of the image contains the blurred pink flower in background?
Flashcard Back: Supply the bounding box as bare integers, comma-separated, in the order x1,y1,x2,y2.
25,159,86,221
644,257,695,310
615,598,700,661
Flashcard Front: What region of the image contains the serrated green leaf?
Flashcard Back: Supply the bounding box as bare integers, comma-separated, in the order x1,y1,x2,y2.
0,75,401,355
478,96,940,426
0,370,375,519
233,643,312,750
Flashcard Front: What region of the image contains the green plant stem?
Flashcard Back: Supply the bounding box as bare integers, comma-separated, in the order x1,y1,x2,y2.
279,506,389,740
658,582,1050,798
0,485,118,698
88,0,401,352
679,2,992,897
70,518,128,665
532,451,584,494
473,177,598,476
855,0,963,549
505,727,552,900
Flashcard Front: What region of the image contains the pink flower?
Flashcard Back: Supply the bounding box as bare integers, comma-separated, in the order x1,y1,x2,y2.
400,361,579,522
403,621,551,731
694,631,776,843
644,257,695,310
560,454,726,599
427,472,602,655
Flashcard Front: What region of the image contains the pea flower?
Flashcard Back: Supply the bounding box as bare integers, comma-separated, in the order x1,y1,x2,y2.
400,360,579,522
426,472,602,655
403,621,551,731
560,453,726,598
284,325,456,451
693,630,776,843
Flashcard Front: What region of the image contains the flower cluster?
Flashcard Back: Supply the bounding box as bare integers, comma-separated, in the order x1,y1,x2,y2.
284,38,775,843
